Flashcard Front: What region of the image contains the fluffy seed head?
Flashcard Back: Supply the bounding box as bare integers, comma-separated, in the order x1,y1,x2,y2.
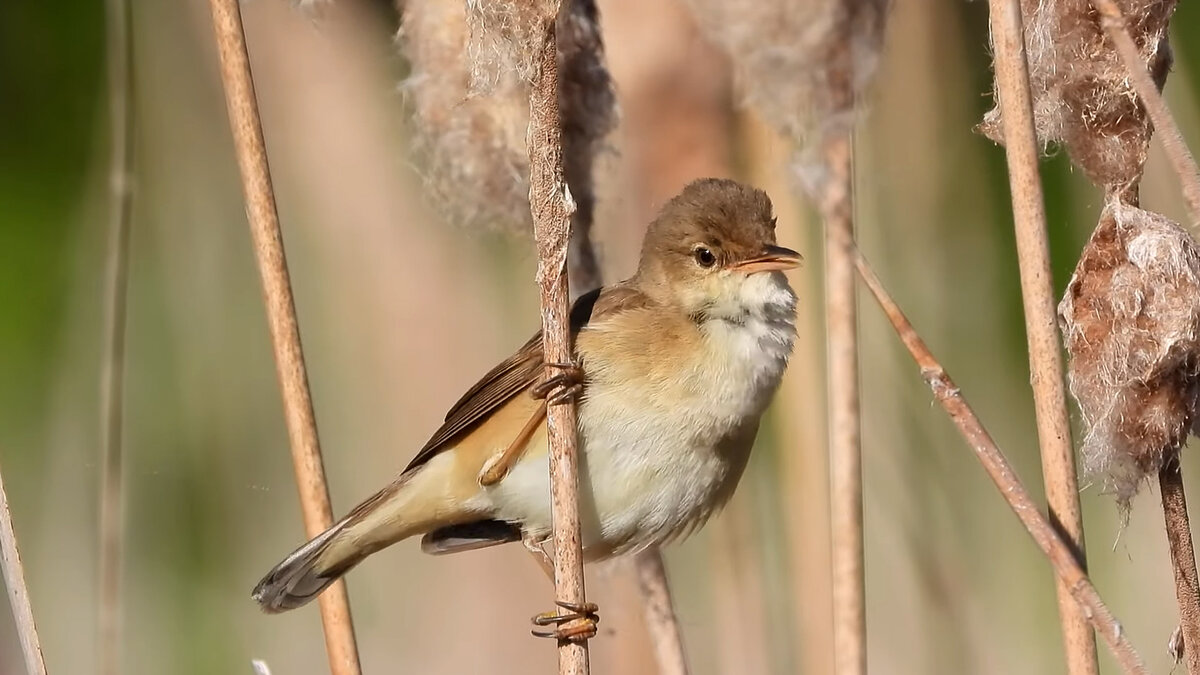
979,0,1177,191
684,0,888,192
1059,201,1200,509
398,0,615,233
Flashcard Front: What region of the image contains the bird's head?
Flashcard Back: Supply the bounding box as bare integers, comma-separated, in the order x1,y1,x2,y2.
636,178,801,320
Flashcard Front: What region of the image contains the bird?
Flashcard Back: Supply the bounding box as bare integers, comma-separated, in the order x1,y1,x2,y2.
251,177,801,637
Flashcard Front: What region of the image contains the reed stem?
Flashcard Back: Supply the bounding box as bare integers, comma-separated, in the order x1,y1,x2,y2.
206,1,361,672
527,11,591,675
984,0,1096,671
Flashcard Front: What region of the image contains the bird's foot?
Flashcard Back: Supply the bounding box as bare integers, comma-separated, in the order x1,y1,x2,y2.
532,600,600,642
531,362,584,405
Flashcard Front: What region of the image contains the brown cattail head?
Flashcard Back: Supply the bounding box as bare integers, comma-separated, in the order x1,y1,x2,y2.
1059,201,1200,508
684,0,888,192
398,0,615,233
979,0,1177,192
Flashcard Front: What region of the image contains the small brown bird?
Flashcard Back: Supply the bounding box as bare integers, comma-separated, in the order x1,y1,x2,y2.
252,178,800,630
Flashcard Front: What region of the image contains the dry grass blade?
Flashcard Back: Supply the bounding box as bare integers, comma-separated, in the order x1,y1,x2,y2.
1091,0,1200,221
205,1,361,673
983,0,1096,671
526,8,590,674
853,250,1147,674
0,460,48,675
633,550,689,675
99,0,134,671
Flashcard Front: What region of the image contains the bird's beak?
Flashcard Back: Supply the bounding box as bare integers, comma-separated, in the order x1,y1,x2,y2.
731,245,803,273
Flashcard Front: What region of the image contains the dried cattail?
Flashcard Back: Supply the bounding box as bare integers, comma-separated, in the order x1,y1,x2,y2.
1059,201,1200,509
397,0,615,235
399,0,531,231
683,0,887,191
979,0,1177,192
557,0,617,291
464,0,552,90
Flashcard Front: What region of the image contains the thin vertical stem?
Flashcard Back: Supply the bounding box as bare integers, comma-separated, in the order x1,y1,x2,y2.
205,2,361,673
99,0,134,670
0,459,48,675
853,250,1146,674
634,550,690,675
813,16,865,671
824,133,864,675
984,1,1096,672
1160,463,1200,673
528,13,590,675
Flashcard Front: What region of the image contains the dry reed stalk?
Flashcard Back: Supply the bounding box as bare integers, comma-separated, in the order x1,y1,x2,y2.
815,26,870,674
821,129,864,675
205,1,361,673
0,460,48,675
526,7,590,674
1090,0,1200,224
982,1,1096,671
633,550,689,675
98,0,134,671
852,250,1148,675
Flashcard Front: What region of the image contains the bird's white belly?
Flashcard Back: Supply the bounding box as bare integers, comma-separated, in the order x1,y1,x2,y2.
486,389,756,558
485,281,795,558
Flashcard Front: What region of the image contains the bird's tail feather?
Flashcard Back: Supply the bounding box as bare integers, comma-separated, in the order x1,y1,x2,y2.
252,477,419,613
251,516,361,613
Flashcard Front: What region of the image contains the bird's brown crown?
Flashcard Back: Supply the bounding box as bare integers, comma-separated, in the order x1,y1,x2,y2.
637,178,779,281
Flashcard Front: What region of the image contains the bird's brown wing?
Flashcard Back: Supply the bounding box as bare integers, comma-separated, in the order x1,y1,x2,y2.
400,284,650,475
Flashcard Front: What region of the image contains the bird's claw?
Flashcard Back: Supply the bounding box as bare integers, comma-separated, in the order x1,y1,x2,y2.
531,600,600,642
531,362,584,406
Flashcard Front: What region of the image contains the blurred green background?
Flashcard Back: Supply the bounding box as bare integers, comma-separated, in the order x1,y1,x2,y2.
3,0,1200,673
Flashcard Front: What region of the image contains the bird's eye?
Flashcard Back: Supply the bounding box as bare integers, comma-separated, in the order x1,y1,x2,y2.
693,246,717,268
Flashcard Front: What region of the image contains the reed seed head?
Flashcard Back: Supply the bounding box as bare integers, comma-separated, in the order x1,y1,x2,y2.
684,0,888,193
398,0,615,233
980,0,1177,191
1059,201,1200,508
